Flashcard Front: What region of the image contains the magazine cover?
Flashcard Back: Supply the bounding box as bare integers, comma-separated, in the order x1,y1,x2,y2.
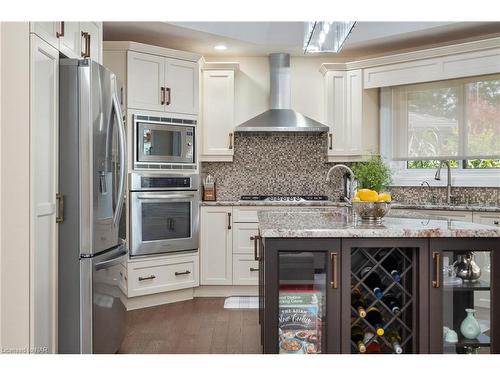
278,290,322,354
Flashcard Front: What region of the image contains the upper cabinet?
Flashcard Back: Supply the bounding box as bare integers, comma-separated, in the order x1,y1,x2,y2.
127,51,166,112
104,42,201,116
127,51,198,115
322,66,379,162
200,63,239,162
30,22,103,63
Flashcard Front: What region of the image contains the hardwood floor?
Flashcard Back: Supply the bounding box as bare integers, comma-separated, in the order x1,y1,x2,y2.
118,297,261,354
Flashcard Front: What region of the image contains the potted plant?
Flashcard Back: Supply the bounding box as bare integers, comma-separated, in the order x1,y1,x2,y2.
352,156,392,193
351,157,393,222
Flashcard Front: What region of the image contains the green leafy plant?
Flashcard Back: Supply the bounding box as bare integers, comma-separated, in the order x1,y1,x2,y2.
352,157,392,192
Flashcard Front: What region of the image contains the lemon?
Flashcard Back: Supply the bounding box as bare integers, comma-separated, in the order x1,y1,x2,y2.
377,193,392,202
358,189,379,202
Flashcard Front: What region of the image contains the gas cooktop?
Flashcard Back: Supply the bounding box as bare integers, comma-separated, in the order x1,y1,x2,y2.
240,195,328,203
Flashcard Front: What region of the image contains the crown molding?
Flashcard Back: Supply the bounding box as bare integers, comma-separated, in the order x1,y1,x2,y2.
320,36,500,74
201,61,240,71
103,41,202,62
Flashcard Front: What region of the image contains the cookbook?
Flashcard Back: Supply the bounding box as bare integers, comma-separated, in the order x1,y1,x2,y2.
278,289,322,354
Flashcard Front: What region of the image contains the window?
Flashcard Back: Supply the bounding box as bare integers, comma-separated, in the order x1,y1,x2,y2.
381,74,500,187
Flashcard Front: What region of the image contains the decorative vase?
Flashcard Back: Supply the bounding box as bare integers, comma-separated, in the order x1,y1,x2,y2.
460,308,481,339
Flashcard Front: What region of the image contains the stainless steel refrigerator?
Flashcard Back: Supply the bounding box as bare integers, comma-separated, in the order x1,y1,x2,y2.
59,59,127,354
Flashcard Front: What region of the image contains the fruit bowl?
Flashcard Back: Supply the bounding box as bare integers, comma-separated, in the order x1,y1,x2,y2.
352,201,391,223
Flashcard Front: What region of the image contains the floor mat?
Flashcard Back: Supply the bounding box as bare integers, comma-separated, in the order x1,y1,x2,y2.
224,296,258,309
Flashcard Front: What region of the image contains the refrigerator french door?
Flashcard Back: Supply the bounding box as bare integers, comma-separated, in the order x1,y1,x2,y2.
59,59,127,354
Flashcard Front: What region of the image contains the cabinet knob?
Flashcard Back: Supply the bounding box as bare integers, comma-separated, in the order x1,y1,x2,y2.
494,220,499,225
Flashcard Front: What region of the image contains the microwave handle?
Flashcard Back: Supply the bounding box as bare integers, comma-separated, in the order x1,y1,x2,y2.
112,77,127,227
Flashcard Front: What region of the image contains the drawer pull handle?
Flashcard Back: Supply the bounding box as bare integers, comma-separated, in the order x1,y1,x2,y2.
175,270,191,276
250,267,259,272
227,212,232,230
432,252,441,288
329,133,333,150
138,275,156,281
251,235,261,260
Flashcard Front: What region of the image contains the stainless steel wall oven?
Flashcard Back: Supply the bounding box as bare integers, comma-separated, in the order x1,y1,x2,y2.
129,173,199,257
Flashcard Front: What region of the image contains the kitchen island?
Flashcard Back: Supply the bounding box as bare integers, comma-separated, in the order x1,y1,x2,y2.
256,208,500,354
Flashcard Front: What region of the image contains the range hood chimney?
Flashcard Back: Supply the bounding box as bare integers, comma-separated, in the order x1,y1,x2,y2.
235,53,329,133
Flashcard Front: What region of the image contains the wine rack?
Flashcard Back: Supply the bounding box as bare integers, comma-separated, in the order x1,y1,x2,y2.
350,247,416,354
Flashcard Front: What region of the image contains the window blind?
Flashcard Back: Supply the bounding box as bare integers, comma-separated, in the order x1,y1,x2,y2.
391,74,500,160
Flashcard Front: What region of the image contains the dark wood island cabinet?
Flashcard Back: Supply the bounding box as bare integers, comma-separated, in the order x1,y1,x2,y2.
256,208,500,354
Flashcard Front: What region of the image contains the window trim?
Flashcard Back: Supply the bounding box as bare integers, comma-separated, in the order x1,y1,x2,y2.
380,87,500,188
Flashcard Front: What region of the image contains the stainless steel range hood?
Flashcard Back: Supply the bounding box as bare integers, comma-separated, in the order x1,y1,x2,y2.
235,53,329,133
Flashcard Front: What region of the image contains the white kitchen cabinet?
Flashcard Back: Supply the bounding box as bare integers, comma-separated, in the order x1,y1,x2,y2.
127,51,198,115
322,67,379,162
128,253,199,297
233,254,259,285
472,212,500,227
165,58,199,115
80,22,102,64
200,68,236,161
58,22,80,59
200,206,233,285
233,222,259,255
127,51,165,112
30,22,60,50
29,34,59,353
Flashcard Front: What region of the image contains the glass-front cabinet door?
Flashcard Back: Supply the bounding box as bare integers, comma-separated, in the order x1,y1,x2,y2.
262,239,341,354
430,239,500,354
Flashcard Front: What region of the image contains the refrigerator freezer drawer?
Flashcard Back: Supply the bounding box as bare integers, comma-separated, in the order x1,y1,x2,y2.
128,254,199,297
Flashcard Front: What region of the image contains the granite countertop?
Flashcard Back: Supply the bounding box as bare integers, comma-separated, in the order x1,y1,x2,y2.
200,200,500,212
391,203,500,213
257,207,500,238
200,200,346,207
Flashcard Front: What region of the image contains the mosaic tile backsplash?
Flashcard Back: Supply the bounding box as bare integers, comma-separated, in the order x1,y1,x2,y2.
201,133,500,206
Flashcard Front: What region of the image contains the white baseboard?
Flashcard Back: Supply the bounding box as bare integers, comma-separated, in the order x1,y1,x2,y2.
125,285,258,310
194,285,258,297
125,288,194,310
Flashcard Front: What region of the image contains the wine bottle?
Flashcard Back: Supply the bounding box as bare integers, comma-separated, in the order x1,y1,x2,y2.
351,325,367,353
386,330,403,354
377,251,402,282
352,290,367,318
365,306,385,336
360,266,384,299
363,332,381,354
382,293,401,314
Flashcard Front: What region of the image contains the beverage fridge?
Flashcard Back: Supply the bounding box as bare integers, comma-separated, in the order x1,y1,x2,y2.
58,59,127,353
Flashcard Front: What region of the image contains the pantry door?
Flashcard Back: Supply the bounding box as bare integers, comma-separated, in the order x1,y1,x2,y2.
264,238,341,354
429,238,500,354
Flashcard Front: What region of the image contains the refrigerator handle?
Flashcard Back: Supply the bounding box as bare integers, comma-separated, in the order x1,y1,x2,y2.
111,77,127,227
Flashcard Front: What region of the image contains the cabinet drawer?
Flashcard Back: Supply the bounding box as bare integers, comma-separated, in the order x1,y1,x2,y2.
473,212,500,227
128,255,199,297
233,207,259,222
233,222,259,254
233,254,259,285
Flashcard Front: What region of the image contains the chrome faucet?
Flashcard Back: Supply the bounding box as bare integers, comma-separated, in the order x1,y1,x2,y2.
434,161,455,205
326,164,356,204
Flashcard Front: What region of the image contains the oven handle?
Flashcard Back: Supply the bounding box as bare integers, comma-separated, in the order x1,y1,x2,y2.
136,194,196,200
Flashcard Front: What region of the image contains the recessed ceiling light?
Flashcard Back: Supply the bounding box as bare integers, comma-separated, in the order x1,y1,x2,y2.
214,44,227,51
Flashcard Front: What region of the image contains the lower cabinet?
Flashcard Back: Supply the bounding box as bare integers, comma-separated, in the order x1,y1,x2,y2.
260,237,500,354
200,206,260,286
127,253,199,297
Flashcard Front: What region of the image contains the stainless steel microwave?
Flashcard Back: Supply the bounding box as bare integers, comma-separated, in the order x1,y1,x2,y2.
133,114,196,170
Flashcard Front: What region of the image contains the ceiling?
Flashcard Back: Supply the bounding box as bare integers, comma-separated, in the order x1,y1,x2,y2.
103,21,500,59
